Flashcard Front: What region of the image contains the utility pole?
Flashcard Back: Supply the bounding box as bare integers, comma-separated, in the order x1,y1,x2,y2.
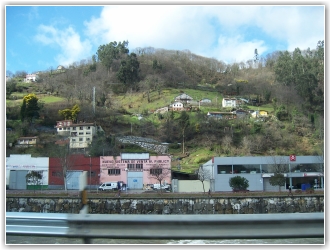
93,86,95,115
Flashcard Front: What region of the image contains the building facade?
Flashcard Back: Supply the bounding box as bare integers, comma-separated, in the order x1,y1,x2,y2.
6,154,49,190
205,156,324,192
16,136,39,147
48,154,100,190
100,153,171,189
222,98,237,108
55,120,104,149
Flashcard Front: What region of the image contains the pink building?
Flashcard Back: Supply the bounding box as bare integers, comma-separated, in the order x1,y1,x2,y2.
100,153,171,189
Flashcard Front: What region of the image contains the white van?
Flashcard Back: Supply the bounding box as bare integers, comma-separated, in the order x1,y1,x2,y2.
98,182,118,191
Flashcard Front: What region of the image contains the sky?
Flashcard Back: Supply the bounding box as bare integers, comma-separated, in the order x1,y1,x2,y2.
5,3,325,75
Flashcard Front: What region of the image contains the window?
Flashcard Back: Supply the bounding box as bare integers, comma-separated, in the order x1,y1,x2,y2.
87,126,90,130
72,139,76,142
233,164,261,174
52,171,62,177
150,168,162,175
80,126,83,130
217,165,232,174
128,164,135,169
59,128,62,131
136,164,143,169
79,132,84,135
108,169,121,175
86,132,91,135
79,138,83,141
88,171,96,177
86,137,91,141
72,127,76,130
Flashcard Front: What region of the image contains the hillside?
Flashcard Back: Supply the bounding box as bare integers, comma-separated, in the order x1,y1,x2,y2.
5,44,324,174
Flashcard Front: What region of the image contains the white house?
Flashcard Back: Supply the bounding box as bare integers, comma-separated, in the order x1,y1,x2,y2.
24,73,39,82
222,98,237,108
55,120,104,149
170,101,184,111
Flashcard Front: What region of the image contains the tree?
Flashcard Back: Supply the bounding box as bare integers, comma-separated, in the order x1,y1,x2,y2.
58,104,80,121
116,53,140,90
87,132,119,157
20,94,40,123
96,40,129,75
269,173,286,192
268,155,288,192
229,176,249,191
197,165,212,193
148,164,171,193
26,171,43,193
52,145,78,191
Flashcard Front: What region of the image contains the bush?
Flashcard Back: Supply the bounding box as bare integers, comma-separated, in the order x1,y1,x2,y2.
229,176,249,191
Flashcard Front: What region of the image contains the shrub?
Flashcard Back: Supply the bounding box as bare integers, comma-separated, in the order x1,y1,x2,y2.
229,176,249,191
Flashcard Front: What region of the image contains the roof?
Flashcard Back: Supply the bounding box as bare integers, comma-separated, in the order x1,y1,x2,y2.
175,93,193,100
17,136,38,140
121,153,150,160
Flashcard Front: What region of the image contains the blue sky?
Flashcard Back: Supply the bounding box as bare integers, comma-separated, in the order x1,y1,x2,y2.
5,4,325,75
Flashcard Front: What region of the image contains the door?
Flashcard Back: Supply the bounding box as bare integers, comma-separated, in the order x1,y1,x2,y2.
9,170,28,190
127,172,143,189
66,171,82,190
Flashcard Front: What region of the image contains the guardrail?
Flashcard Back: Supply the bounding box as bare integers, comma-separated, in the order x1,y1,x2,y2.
6,212,324,244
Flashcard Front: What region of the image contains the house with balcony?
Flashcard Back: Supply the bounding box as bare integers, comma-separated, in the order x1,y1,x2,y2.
55,120,104,149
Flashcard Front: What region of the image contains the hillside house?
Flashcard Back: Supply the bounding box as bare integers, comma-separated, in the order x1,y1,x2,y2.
234,109,249,119
16,136,39,147
222,98,237,108
24,73,39,82
200,98,212,104
207,112,235,120
170,101,185,111
175,93,193,103
251,110,268,118
55,120,104,149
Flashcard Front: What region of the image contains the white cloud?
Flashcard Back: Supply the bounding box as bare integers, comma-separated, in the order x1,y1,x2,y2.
83,5,323,64
35,24,92,67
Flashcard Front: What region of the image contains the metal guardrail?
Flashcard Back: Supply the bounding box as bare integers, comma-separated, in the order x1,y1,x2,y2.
6,212,324,244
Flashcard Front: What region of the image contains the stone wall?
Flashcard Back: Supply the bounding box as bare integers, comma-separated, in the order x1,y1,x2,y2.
6,196,324,214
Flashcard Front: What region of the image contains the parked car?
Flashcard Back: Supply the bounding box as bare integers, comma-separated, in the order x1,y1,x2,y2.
153,183,171,191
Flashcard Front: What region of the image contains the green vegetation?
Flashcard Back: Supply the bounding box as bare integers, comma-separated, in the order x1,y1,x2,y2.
229,176,250,191
6,40,324,175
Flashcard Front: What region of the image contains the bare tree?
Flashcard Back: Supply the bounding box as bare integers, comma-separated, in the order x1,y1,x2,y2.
57,145,77,191
148,164,171,193
197,165,212,193
268,154,288,192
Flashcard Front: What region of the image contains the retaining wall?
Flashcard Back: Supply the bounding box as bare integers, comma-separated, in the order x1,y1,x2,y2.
6,196,324,214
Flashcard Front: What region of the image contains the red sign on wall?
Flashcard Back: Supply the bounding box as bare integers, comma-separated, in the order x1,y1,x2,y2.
290,154,296,161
